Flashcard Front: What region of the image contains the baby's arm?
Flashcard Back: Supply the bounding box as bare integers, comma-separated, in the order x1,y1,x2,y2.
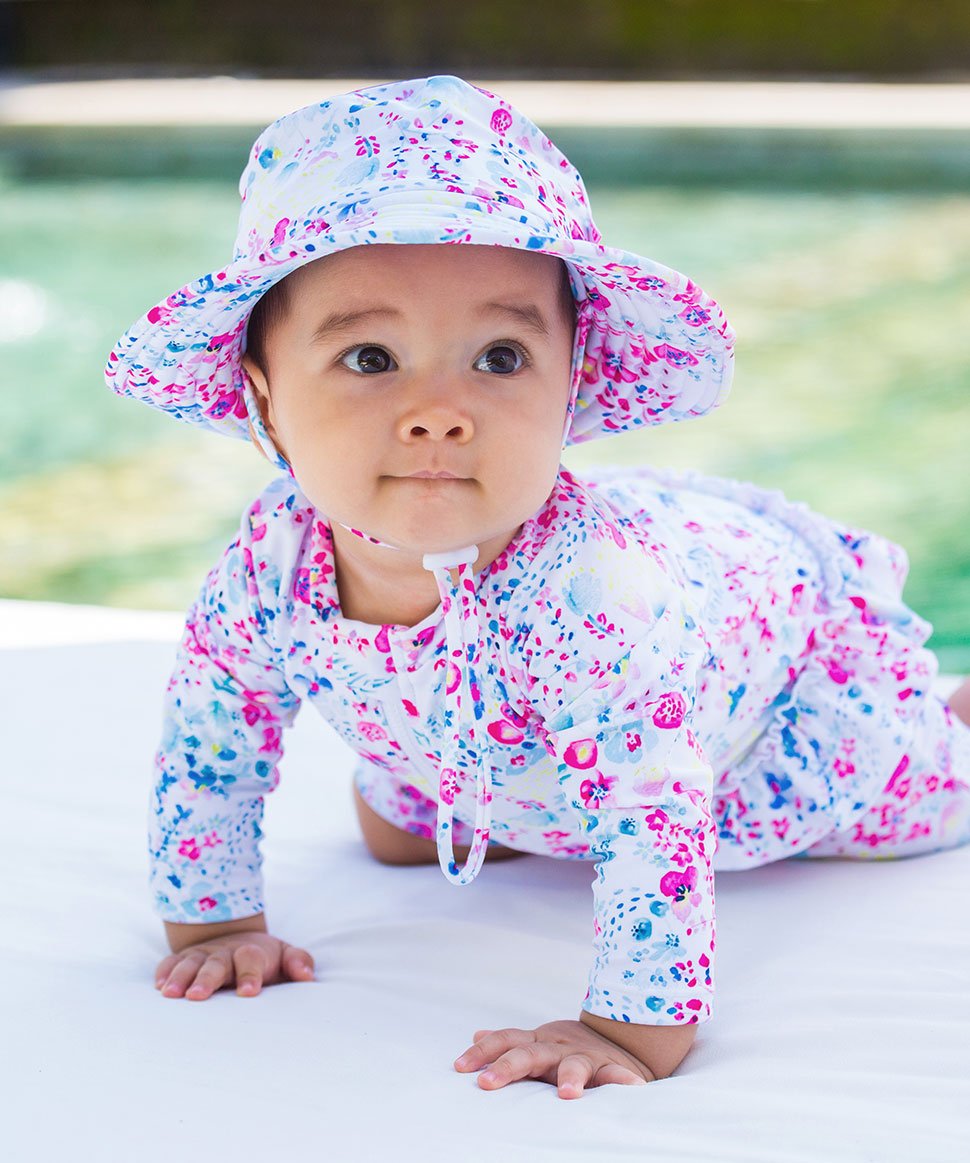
149,487,308,997
472,543,715,1097
156,914,315,1000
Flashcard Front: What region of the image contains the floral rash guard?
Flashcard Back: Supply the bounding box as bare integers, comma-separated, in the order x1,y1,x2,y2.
150,464,969,1025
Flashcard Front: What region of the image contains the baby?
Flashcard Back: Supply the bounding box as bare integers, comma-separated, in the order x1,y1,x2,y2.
107,75,970,1099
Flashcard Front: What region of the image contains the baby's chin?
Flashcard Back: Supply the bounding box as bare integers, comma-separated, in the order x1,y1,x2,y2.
358,516,525,565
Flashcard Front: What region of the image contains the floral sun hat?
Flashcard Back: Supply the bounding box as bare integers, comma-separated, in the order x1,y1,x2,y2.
106,74,734,454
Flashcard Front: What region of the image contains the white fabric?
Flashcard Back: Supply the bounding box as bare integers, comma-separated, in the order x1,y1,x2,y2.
2,598,968,1161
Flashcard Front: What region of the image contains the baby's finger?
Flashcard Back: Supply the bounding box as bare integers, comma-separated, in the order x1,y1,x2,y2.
159,951,206,998
279,942,316,983
477,1041,563,1090
454,1027,534,1072
154,953,183,988
231,942,269,997
592,1062,651,1088
185,951,234,1000
556,1053,597,1100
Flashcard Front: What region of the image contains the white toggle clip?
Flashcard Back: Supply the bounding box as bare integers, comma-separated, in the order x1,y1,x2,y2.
422,545,479,572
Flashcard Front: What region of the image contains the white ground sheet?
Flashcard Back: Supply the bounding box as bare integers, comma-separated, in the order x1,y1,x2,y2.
2,600,968,1162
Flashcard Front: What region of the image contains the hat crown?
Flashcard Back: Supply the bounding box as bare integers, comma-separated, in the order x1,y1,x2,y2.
234,75,600,264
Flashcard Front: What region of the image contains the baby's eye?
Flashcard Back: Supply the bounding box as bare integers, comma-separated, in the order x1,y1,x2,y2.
340,345,397,374
473,343,527,375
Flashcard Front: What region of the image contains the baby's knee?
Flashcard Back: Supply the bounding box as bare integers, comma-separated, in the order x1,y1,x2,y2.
353,783,440,865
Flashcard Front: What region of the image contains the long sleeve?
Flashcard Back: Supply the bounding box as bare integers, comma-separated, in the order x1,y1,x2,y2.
522,516,716,1025
148,495,302,923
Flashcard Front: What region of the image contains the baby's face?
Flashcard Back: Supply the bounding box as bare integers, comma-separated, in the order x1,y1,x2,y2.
243,244,574,560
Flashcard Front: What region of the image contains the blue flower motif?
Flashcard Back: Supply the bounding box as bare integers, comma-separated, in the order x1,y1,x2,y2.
183,889,233,923
564,573,602,617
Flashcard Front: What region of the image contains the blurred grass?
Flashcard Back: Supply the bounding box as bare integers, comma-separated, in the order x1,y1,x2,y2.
0,127,967,671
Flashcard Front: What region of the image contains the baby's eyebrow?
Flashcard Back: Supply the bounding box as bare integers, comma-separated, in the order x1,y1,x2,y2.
310,307,402,344
309,301,550,344
480,301,550,337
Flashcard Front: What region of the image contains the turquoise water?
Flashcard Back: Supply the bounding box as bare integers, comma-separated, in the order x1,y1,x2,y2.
1,126,968,669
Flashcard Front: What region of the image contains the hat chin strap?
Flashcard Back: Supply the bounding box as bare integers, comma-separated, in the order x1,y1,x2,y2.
340,526,490,885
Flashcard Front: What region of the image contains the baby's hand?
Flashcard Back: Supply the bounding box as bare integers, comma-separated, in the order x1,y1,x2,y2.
454,1019,652,1100
155,932,315,1001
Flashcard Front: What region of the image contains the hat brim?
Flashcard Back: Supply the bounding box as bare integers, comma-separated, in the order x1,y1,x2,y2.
106,209,734,446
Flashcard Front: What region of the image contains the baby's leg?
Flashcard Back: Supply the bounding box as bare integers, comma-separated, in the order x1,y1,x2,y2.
352,771,525,866
945,676,970,727
801,693,970,860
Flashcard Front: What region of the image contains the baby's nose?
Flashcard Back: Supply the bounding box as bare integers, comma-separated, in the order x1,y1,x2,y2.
398,396,474,442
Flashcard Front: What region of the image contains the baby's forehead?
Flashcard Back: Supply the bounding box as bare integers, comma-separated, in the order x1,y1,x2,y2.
276,244,570,319
245,245,576,357
296,242,564,284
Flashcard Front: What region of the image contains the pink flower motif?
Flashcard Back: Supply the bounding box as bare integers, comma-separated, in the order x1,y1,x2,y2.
652,692,687,729
563,738,598,770
660,864,698,902
645,808,669,833
358,721,388,743
198,896,218,912
673,278,703,304
489,108,513,135
243,702,267,727
500,702,528,728
579,771,616,809
259,726,281,754
293,567,314,605
178,837,200,861
601,349,638,385
833,756,856,780
586,287,612,311
630,274,668,293
487,719,525,746
678,305,711,327
355,135,380,157
652,343,699,368
439,769,459,806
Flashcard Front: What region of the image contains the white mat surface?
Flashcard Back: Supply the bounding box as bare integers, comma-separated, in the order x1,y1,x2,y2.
3,600,968,1162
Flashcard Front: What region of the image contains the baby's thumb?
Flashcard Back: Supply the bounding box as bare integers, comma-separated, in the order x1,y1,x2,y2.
280,941,316,982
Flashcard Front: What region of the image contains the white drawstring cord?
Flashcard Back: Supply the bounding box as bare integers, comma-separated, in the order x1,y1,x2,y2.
423,546,492,885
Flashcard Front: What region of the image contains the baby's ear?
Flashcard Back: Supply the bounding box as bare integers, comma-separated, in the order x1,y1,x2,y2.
240,356,286,464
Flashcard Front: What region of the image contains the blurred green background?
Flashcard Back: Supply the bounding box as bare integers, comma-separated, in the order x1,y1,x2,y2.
1,121,968,669
4,0,970,78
